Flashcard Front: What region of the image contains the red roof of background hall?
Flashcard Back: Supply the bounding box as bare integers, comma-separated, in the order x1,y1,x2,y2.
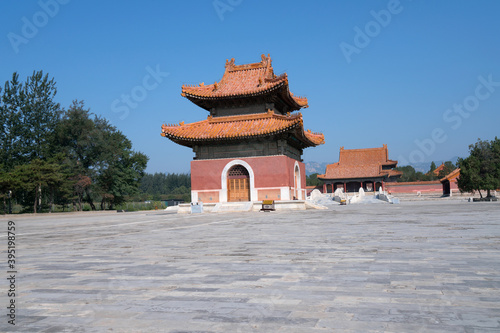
318,145,402,180
161,110,324,148
181,54,308,111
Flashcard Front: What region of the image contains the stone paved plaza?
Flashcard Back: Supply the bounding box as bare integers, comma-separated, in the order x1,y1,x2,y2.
1,200,499,332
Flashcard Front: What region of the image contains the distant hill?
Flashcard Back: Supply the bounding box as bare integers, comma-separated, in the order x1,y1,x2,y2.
305,162,329,176
402,156,461,173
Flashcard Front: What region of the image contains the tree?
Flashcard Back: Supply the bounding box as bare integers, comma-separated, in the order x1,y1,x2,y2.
53,101,148,210
457,138,500,198
429,161,437,174
45,153,76,212
306,173,322,187
395,165,417,182
139,172,191,200
20,71,61,160
10,159,67,213
53,101,99,171
1,71,62,212
0,73,24,171
91,117,148,209
72,174,91,211
0,164,15,214
96,146,148,210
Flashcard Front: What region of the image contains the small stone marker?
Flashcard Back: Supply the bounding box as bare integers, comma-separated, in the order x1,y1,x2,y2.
190,202,203,213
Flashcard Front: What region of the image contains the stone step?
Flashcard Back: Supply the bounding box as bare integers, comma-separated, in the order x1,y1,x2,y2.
212,202,253,212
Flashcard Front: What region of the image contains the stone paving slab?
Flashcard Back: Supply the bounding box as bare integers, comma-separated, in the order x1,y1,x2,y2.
0,200,499,332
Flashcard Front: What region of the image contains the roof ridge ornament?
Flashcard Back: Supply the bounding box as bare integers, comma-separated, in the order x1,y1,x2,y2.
225,58,235,69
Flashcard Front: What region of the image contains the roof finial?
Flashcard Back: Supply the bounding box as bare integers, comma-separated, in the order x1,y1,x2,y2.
225,58,235,69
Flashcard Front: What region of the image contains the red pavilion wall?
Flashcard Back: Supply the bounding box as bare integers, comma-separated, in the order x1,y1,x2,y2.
190,155,306,202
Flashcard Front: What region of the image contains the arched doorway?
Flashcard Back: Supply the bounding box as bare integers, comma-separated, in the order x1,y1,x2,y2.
227,165,250,202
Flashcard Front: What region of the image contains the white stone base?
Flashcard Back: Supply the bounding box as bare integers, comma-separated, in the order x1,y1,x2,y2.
178,200,310,213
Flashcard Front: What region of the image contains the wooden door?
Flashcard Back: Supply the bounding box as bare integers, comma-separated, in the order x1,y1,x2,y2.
227,165,250,202
228,178,250,202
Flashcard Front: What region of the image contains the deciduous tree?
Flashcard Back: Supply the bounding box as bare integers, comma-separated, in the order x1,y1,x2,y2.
458,138,500,197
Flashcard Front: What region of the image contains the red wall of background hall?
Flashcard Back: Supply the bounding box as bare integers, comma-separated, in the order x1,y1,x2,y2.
385,181,458,193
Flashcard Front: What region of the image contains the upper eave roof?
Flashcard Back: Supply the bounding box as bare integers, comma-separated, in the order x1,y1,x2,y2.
181,54,308,111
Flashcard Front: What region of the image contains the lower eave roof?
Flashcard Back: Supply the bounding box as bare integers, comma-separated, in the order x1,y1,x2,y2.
161,111,324,148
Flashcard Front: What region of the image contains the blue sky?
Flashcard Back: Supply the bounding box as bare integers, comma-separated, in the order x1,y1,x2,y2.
1,0,499,173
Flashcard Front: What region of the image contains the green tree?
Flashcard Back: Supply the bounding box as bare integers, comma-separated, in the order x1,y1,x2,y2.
457,138,500,198
19,71,61,161
53,101,98,170
46,153,76,212
53,101,148,210
72,174,91,211
92,117,148,209
395,165,417,182
429,161,437,174
306,173,322,186
139,172,191,197
96,145,148,210
0,73,24,171
0,164,15,214
1,71,62,212
10,159,66,213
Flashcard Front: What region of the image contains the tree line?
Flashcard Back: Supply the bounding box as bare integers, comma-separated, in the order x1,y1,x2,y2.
0,71,148,213
136,172,191,203
394,161,456,182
